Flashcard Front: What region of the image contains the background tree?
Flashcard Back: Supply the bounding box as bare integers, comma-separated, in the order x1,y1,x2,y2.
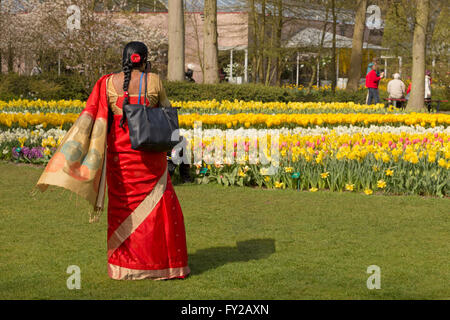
346,0,367,91
407,0,430,112
168,0,185,81
203,0,219,83
330,0,337,92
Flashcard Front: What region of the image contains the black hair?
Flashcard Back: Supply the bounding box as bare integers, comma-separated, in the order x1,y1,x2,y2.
118,41,149,128
122,41,148,103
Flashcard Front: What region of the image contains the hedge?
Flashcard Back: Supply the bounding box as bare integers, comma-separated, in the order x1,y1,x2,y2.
0,73,448,111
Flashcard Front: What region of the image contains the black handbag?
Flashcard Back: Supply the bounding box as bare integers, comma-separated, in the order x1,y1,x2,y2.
120,72,181,152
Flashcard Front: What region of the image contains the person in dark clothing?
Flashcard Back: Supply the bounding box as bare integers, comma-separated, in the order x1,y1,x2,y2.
185,68,195,82
167,68,194,183
219,68,226,82
167,147,193,183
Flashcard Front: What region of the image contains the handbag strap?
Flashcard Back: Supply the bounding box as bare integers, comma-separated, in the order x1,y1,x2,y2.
138,71,144,105
119,71,146,128
143,71,148,106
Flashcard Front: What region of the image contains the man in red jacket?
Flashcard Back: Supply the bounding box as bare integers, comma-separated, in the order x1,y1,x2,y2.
365,63,384,104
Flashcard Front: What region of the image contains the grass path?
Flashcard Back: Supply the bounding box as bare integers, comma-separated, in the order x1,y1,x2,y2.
0,162,449,299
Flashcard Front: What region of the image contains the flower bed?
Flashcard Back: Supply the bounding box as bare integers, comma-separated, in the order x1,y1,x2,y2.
1,99,449,196
1,111,449,130
0,99,397,114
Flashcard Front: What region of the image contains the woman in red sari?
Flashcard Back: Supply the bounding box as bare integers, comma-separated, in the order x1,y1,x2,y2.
105,42,190,280
37,41,190,280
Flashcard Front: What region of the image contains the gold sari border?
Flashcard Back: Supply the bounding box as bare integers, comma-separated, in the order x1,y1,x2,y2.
108,263,190,280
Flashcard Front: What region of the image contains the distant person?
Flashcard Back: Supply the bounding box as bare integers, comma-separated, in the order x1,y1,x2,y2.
405,71,432,111
425,70,432,111
185,68,195,82
366,58,380,76
30,66,42,76
219,68,226,82
365,63,384,105
167,65,194,182
406,77,412,100
365,58,380,103
387,73,406,109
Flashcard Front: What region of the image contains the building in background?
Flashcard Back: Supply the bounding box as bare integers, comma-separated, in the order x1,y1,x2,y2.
2,0,387,86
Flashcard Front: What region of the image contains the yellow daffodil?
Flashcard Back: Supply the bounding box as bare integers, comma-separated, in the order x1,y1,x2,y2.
321,172,329,179
377,180,387,189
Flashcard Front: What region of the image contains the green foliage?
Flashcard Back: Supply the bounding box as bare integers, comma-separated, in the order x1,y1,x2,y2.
164,81,371,103
0,163,449,299
0,73,88,101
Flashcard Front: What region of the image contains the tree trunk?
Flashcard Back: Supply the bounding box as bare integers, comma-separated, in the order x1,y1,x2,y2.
7,42,13,73
259,0,266,83
168,0,185,81
264,20,275,86
249,0,259,83
275,0,283,86
331,0,337,93
308,61,317,90
347,0,367,91
406,0,430,112
203,0,219,84
308,2,329,92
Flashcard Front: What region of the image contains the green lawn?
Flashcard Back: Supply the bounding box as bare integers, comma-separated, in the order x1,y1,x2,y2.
0,162,449,300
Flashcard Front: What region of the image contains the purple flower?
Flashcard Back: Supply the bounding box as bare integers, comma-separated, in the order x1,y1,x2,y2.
12,147,20,158
24,147,44,160
22,147,30,157
32,147,44,159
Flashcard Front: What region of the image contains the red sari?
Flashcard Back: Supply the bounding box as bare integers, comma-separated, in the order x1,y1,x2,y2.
105,81,190,280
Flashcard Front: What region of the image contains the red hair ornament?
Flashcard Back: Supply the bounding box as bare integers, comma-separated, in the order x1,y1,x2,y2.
130,54,141,64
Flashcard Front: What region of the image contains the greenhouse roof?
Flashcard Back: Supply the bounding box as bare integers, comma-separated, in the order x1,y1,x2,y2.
286,28,386,50
160,0,246,12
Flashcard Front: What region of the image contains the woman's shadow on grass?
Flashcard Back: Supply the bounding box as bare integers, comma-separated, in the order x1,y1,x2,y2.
188,238,275,275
